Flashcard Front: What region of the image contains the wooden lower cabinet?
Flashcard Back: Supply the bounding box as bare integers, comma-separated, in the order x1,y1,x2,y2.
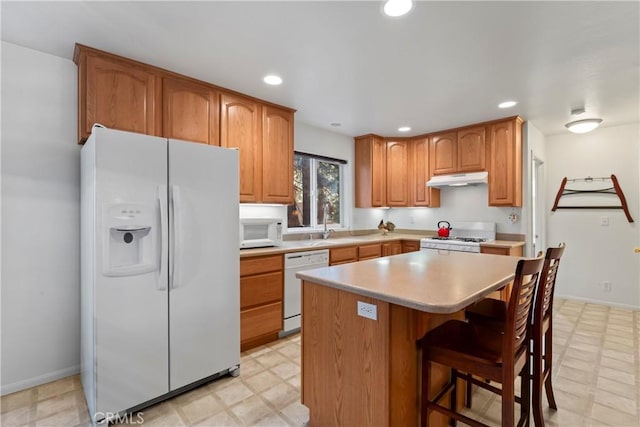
330,246,358,265
358,243,382,260
302,281,464,426
240,254,283,351
382,241,403,256
480,245,523,257
401,240,420,253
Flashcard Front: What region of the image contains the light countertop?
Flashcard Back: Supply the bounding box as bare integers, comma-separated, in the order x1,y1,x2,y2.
239,233,524,257
296,250,523,314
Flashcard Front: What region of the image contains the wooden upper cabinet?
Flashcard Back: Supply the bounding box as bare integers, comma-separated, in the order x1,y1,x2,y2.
162,78,219,145
262,105,294,204
431,127,485,175
385,140,409,207
488,118,523,206
430,132,458,175
355,135,387,208
457,126,486,172
76,50,160,142
410,137,440,207
220,93,262,203
74,45,298,206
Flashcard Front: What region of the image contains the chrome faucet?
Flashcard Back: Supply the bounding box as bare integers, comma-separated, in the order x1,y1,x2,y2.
322,202,334,239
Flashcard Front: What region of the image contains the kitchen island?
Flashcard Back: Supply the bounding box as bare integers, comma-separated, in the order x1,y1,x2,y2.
297,250,522,427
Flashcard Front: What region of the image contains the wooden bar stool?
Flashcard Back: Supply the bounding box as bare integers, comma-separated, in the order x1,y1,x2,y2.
466,244,566,426
417,256,544,427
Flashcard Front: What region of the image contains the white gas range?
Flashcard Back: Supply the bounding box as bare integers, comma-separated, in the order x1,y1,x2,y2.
420,222,496,253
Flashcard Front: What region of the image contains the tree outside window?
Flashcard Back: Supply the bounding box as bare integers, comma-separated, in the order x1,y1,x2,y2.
288,152,344,229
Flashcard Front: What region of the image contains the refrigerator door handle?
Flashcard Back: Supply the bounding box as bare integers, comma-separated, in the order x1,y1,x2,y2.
170,185,183,289
157,185,168,291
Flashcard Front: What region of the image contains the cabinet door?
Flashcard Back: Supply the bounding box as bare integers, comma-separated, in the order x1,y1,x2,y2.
220,93,262,203
330,246,358,265
162,78,218,145
262,106,294,204
430,132,457,175
402,240,420,253
371,137,387,206
386,140,409,207
355,135,387,207
410,137,440,207
458,126,486,172
382,242,402,256
83,54,159,141
488,119,522,206
358,243,382,260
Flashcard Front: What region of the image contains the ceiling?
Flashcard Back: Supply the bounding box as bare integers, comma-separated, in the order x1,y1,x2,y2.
2,1,638,138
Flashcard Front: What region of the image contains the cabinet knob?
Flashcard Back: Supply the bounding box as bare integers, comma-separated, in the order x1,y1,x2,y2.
635,247,640,253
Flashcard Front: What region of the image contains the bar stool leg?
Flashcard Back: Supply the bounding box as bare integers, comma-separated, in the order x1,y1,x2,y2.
532,329,544,427
450,369,457,427
521,355,531,427
421,357,431,427
543,324,557,410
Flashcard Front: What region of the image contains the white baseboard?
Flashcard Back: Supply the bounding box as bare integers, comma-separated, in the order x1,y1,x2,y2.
555,294,640,311
1,365,80,396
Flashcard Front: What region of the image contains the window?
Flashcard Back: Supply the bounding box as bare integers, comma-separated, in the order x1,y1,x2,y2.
288,152,345,229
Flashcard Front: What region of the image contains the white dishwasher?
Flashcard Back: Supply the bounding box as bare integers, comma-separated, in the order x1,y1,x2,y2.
282,249,329,336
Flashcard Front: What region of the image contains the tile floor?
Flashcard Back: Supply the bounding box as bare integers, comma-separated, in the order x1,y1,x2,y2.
1,298,638,426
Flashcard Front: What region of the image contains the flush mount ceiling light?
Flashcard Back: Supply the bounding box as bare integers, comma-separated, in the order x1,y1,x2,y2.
565,118,603,134
498,101,517,109
263,75,282,85
398,126,411,132
383,0,414,17
565,107,602,133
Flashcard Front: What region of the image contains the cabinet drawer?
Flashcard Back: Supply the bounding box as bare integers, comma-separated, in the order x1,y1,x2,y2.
358,243,381,260
330,246,358,265
241,271,282,309
240,254,282,276
241,302,283,342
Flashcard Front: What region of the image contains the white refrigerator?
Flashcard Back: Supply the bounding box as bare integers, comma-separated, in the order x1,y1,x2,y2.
81,127,240,423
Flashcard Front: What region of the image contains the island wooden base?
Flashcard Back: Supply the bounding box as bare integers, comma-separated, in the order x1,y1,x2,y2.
301,280,467,426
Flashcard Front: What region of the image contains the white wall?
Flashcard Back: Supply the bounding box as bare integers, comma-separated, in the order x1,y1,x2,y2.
1,42,80,394
546,123,640,309
386,186,526,236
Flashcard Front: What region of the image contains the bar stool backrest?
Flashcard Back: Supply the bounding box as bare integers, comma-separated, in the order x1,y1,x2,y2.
504,256,545,361
536,243,566,323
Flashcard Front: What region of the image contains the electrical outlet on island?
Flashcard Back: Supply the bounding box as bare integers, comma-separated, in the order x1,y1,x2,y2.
357,301,377,320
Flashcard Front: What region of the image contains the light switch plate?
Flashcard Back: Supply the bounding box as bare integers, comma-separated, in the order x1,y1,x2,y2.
357,301,377,320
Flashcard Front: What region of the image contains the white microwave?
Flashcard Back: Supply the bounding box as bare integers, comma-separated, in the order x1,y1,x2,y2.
239,218,283,249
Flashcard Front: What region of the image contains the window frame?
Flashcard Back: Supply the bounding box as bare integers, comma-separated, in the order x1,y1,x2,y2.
287,152,346,232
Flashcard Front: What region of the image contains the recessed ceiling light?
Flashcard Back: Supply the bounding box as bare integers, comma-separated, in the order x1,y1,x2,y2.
330,122,342,127
263,75,282,85
398,126,411,132
383,0,414,17
565,118,603,134
498,101,517,109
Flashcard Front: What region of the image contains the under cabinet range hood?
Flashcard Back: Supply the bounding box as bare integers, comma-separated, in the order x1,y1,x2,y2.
426,171,488,187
